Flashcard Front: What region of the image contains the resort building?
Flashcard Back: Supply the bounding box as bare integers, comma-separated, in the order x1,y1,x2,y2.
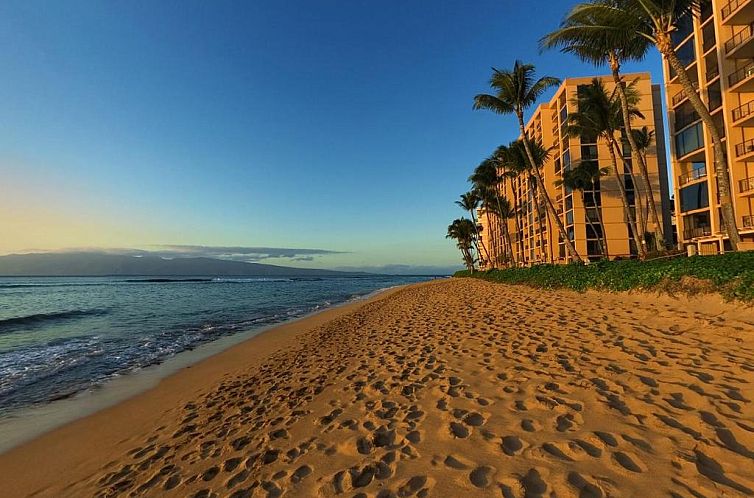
663,0,754,253
478,73,672,268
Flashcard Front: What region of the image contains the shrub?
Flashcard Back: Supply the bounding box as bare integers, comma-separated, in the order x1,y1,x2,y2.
454,252,754,302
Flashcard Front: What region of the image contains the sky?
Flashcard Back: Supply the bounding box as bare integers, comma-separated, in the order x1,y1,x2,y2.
0,0,666,274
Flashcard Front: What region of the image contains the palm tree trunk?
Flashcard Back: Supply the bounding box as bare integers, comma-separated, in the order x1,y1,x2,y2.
591,187,609,259
511,183,524,266
484,211,497,269
657,32,740,251
469,210,490,266
614,142,649,252
535,187,547,263
582,191,602,259
608,138,647,259
494,197,515,267
516,114,582,263
610,55,664,252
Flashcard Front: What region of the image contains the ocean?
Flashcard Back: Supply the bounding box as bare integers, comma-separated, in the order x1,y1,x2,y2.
0,275,435,420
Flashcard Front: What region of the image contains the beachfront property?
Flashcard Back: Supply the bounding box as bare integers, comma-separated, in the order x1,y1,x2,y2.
478,73,672,268
664,0,754,254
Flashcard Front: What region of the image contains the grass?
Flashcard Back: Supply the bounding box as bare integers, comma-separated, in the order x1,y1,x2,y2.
454,252,754,302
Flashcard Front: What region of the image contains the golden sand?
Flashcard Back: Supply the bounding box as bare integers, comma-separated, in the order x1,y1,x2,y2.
2,279,754,497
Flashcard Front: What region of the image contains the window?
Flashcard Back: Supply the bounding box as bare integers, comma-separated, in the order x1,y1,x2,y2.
702,21,716,53
672,13,694,47
586,224,603,239
581,144,598,160
675,122,704,157
566,211,574,226
708,81,722,111
565,196,573,211
680,181,710,212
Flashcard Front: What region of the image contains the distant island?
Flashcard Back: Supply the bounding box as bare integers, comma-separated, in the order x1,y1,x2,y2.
0,252,368,277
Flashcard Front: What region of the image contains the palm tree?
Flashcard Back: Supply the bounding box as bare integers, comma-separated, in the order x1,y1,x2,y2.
485,193,517,265
456,191,491,266
509,138,556,263
474,61,582,263
446,218,477,272
569,0,741,250
563,78,647,258
540,2,666,252
493,143,528,265
469,158,517,266
557,160,610,258
632,125,657,240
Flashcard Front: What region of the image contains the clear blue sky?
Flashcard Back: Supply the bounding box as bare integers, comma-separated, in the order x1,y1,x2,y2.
0,0,665,274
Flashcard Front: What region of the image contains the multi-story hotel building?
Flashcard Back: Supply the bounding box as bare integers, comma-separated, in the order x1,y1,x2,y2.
663,0,754,253
478,73,672,268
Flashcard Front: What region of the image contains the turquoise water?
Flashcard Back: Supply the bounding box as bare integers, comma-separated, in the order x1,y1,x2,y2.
0,275,434,416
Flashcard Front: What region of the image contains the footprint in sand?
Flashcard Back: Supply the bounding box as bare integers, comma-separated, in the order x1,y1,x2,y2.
469,465,497,488
501,435,524,456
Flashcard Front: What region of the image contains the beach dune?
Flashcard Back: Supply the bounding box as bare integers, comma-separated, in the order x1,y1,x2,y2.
2,279,754,497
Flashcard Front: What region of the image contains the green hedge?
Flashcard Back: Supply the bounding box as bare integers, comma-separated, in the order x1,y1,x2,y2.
454,252,754,302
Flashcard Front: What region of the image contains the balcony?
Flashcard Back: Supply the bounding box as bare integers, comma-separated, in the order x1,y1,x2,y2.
744,215,754,228
671,83,699,107
722,0,754,26
728,60,754,91
740,176,754,194
676,108,701,130
725,23,754,58
683,226,712,239
735,138,754,158
678,166,707,186
732,100,754,126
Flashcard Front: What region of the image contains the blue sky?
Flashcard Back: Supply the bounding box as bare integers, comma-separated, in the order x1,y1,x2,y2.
0,0,666,274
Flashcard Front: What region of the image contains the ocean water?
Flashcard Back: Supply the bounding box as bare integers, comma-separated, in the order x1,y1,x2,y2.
0,275,434,418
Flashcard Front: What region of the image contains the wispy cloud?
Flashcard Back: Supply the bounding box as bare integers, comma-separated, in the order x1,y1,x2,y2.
149,245,346,262
14,245,346,264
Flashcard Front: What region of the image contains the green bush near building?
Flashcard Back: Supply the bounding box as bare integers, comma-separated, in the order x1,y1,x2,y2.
454,252,754,302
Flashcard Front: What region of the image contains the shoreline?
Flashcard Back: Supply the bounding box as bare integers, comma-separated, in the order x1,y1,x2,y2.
0,282,410,456
3,278,753,497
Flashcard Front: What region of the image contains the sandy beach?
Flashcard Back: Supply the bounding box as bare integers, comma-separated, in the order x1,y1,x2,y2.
2,278,754,497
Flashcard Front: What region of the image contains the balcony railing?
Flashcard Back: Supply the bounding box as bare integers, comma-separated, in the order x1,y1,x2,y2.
683,226,712,239
722,0,748,20
740,176,754,193
671,83,699,107
729,60,754,87
744,215,754,228
735,138,754,156
732,100,754,122
679,166,707,185
725,22,754,54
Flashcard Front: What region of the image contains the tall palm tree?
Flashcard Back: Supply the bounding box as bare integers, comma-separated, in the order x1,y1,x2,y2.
557,160,610,258
632,125,657,237
470,158,517,266
564,78,647,258
456,191,491,265
540,2,666,252
509,138,555,263
473,61,582,263
570,0,741,250
485,193,517,265
494,143,528,264
446,218,477,272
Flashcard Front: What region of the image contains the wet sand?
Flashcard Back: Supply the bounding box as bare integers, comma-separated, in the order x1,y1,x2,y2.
2,278,754,497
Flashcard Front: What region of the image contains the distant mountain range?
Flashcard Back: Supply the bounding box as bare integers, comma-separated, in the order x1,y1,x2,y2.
0,252,368,277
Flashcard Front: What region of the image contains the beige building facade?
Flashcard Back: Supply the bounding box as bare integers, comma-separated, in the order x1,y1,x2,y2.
663,0,754,253
478,73,672,268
